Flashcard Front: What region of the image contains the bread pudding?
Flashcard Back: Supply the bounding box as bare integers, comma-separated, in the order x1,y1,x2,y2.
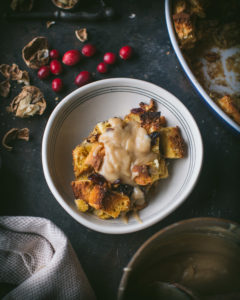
71,99,185,220
172,0,240,125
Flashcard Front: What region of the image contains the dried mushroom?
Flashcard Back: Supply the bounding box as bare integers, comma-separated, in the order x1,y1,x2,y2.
11,0,33,11
52,0,79,9
0,63,30,85
0,80,11,98
8,85,46,118
75,28,88,42
2,128,29,151
22,37,49,69
46,21,56,29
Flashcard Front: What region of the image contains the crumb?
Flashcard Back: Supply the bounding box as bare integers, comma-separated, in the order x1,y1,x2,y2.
129,13,136,19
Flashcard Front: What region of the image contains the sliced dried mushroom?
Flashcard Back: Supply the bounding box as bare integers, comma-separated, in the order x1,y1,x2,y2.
0,80,11,98
0,64,11,79
22,37,49,69
0,63,30,85
8,85,46,118
52,0,79,9
75,28,88,42
46,21,56,29
2,128,29,151
11,0,34,11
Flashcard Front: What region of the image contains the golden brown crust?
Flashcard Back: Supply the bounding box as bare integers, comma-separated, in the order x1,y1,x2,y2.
71,180,93,201
160,126,185,158
71,179,130,218
140,111,162,133
139,99,156,112
173,12,197,49
88,184,108,210
102,192,130,218
75,199,89,212
132,165,152,186
125,101,166,133
72,142,94,178
173,0,187,14
84,143,105,172
217,95,240,125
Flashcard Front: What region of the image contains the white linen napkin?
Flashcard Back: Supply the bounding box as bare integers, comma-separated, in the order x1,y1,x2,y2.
0,216,96,300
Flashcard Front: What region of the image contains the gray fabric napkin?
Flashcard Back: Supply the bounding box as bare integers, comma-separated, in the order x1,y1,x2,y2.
0,216,96,300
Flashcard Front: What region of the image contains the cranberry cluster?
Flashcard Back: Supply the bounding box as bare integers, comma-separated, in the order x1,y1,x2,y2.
37,45,133,93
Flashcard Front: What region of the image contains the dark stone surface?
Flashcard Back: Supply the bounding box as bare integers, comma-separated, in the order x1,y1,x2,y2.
0,1,239,299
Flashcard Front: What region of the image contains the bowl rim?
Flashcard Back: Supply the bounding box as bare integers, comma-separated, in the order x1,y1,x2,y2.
42,77,203,234
117,216,240,299
165,0,240,134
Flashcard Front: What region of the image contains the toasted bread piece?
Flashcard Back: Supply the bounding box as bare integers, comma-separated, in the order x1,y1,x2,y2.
160,126,185,158
173,12,197,49
72,179,130,218
124,100,155,124
72,142,94,178
217,95,240,125
150,134,160,154
75,199,89,212
173,0,187,14
132,157,168,186
139,99,157,112
87,121,111,143
72,179,108,210
124,110,142,124
102,191,130,218
132,164,152,186
88,184,108,209
71,180,93,201
140,111,161,133
149,158,169,180
125,111,166,134
84,143,105,172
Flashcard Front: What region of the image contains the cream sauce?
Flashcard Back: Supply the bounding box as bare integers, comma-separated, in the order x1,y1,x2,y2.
132,187,145,206
98,118,157,185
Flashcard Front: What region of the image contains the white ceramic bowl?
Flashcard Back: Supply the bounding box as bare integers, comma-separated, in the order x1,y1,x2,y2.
42,78,203,234
165,0,240,133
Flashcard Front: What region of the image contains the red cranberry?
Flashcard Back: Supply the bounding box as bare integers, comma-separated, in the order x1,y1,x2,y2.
62,50,81,66
50,60,62,75
103,52,116,64
81,44,96,57
97,62,108,73
38,66,50,79
119,45,133,60
52,78,63,92
50,49,60,60
75,71,92,87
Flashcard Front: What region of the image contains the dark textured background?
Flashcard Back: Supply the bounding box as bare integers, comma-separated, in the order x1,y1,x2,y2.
0,1,240,299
